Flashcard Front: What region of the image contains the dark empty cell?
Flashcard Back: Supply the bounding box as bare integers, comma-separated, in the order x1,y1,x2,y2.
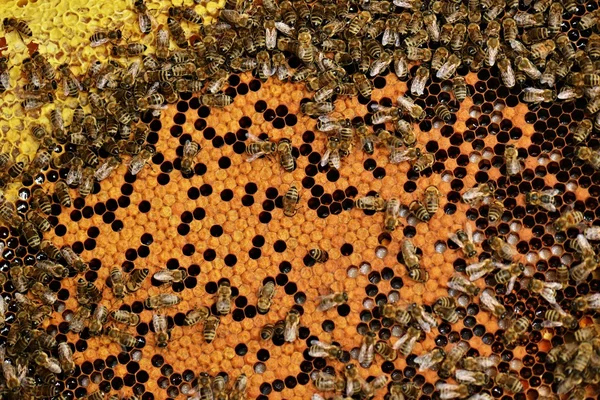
173,113,186,125
238,116,252,129
212,136,225,148
273,240,286,253
404,181,417,193
373,167,386,179
200,184,213,196
203,249,216,262
241,195,254,206
264,108,276,121
177,224,190,236
117,196,130,208
317,206,329,218
249,248,262,260
259,212,272,223
326,168,340,182
321,194,333,205
157,173,170,185
305,164,318,177
70,210,82,222
111,220,124,232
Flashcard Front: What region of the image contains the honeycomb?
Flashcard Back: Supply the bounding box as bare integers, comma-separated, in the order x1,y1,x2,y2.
1,0,600,400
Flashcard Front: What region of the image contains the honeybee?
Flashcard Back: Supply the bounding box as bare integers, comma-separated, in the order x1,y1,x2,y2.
356,195,387,212
144,293,182,309
230,373,248,400
392,49,409,79
107,326,137,347
523,87,555,103
125,268,148,294
308,340,343,360
495,373,524,393
409,303,438,333
448,273,480,296
494,262,524,294
0,296,6,329
67,304,91,333
449,223,477,258
570,253,598,283
216,281,233,315
133,0,153,34
576,146,600,170
26,210,50,232
0,57,11,90
184,306,210,327
60,245,87,272
169,4,203,24
3,18,32,40
30,281,57,305
450,23,467,52
413,151,435,173
152,313,169,348
384,197,401,232
488,235,516,262
433,300,459,323
409,200,430,222
414,347,445,371
525,189,559,212
554,208,585,232
410,66,429,96
436,383,469,400
284,308,300,342
516,56,542,80
179,140,201,176
572,293,600,312
256,280,276,314
530,277,564,306
32,350,61,374
200,92,234,108
154,269,188,285
439,340,470,379
128,145,154,176
58,64,82,97
167,17,188,48
301,101,335,117
40,240,62,261
542,307,578,330
397,95,425,120
89,304,108,335
93,156,121,182
504,145,522,176
280,183,301,217
479,289,507,319
392,326,420,356
455,369,489,386
57,342,75,375
358,331,376,368
503,316,531,346
89,29,122,47
308,248,329,263
245,133,276,163
431,47,449,73
110,310,140,326
318,291,348,312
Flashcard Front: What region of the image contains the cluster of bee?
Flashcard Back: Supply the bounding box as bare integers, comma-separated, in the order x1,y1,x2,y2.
187,372,247,400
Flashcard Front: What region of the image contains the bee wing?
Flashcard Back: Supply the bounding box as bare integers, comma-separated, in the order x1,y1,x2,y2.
587,293,600,308
358,342,374,367
317,294,335,311
320,149,331,167
90,37,110,48
389,147,414,164
311,394,326,400
506,276,517,295
540,202,557,212
1,71,11,89
63,79,71,97
540,288,558,305
153,270,174,283
541,320,563,328
283,323,297,342
346,379,360,397
265,26,277,49
386,201,400,217
543,282,563,290
448,233,465,248
577,234,595,256
465,223,474,241
275,21,295,36
455,369,477,383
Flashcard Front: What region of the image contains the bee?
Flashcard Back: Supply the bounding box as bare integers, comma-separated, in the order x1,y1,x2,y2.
572,119,593,144
522,26,549,45
308,247,329,263
479,289,507,319
462,355,499,371
392,49,409,80
308,340,343,360
30,281,57,305
93,156,121,182
354,330,377,368
0,56,11,90
57,342,75,375
495,373,524,393
503,317,531,346
516,56,542,80
356,195,386,212
167,17,188,48
40,240,62,261
0,295,6,329
110,309,140,326
282,308,301,343
17,221,39,249
0,200,23,229
317,292,348,312
144,293,182,309
77,167,94,198
184,306,210,327
61,245,88,272
524,188,560,212
523,87,555,104
179,139,201,175
414,348,445,371
570,253,598,283
128,145,154,176
372,341,397,362
32,350,61,374
504,145,522,176
301,101,334,117
448,223,478,258
431,47,449,72
125,268,149,294
572,293,600,311
215,281,233,315
576,146,600,169
434,103,452,123
151,313,169,348
439,340,470,379
26,210,50,232
450,23,467,52
260,323,277,341
409,200,430,222
384,197,401,232
153,269,188,285
89,29,122,47
58,64,82,97
230,373,248,400
78,279,102,305
89,304,109,335
448,273,480,296
313,371,339,392
554,208,586,232
202,315,220,343
67,304,91,333
455,369,489,386
107,326,137,347
3,18,32,40
461,182,494,206
498,57,515,88
409,302,438,333
397,95,425,120
546,2,563,34
393,326,421,356
134,0,152,34
487,200,505,224
407,65,428,97
278,183,302,218
254,280,277,314
169,4,203,24
433,301,459,323
246,133,277,162
436,383,469,400
542,307,578,330
201,94,233,108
